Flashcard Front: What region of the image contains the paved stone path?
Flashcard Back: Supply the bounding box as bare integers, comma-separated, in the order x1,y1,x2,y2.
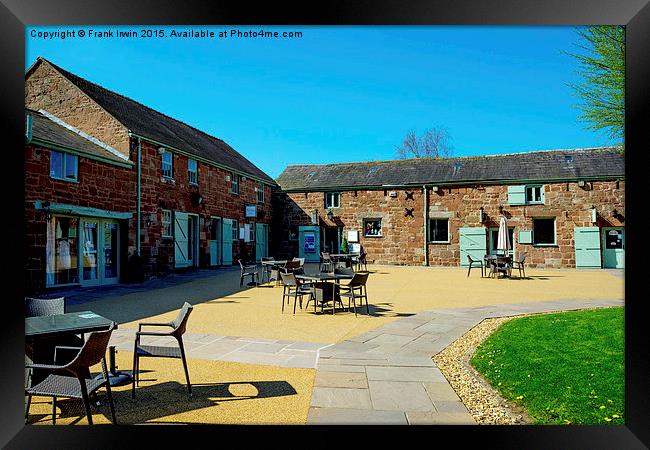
109,329,331,369
307,298,624,424
107,297,623,425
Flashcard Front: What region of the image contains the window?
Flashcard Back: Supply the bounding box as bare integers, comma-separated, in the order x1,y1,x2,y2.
429,219,449,243
46,216,80,286
162,210,172,238
526,185,543,204
232,219,239,240
532,218,556,246
248,223,255,242
162,150,173,178
50,151,78,181
257,182,264,203
325,192,340,208
231,173,239,194
188,159,198,185
363,218,382,237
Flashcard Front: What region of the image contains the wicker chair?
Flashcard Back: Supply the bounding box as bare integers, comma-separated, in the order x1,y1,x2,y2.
260,257,275,283
512,253,527,278
338,272,370,317
25,323,117,425
280,272,314,314
466,255,484,277
334,266,355,276
320,252,333,272
238,259,259,286
132,302,193,399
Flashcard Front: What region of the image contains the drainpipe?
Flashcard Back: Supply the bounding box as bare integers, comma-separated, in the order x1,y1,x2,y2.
136,136,141,254
423,185,429,266
26,113,33,143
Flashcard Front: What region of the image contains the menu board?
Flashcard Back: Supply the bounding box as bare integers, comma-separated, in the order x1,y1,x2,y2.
303,232,316,253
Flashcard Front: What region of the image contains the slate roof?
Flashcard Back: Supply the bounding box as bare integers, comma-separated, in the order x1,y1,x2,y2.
27,109,131,165
37,58,275,184
276,147,624,191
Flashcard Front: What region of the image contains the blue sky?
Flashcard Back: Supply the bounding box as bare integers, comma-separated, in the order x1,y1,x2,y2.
25,25,617,178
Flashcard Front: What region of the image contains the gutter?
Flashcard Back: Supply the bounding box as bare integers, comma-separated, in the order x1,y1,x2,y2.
423,185,429,266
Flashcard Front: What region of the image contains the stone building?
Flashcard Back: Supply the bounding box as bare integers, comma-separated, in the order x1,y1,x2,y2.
274,148,625,269
25,57,276,292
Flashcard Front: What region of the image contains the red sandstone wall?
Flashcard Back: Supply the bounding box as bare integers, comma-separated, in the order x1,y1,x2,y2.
277,181,624,268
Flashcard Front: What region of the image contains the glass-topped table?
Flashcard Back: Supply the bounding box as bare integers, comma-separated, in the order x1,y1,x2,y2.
26,310,115,339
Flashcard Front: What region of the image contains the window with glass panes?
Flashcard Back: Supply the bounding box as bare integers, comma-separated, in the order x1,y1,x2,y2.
325,192,340,208
526,185,544,204
162,210,172,238
257,182,264,203
231,173,239,194
50,151,78,181
532,218,556,245
188,159,198,185
429,219,449,242
232,219,239,240
161,150,173,178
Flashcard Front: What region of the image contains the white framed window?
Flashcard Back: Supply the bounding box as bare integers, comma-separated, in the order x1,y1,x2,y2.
325,192,340,209
231,173,240,194
162,150,173,179
188,159,198,185
162,209,173,238
50,150,78,182
363,218,382,237
532,217,556,246
526,185,544,204
429,218,449,243
257,182,264,203
232,219,239,240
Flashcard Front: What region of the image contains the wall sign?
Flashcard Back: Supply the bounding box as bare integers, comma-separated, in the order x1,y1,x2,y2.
245,204,257,218
347,230,359,242
303,232,316,253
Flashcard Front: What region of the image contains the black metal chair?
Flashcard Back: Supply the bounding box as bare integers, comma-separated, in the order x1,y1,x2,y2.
25,323,117,425
132,302,193,399
467,255,484,277
338,272,370,317
512,253,527,278
238,259,259,286
280,272,314,314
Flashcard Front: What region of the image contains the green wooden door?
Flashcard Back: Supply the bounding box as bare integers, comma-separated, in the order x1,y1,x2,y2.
602,227,624,269
222,219,233,265
299,226,320,262
459,227,487,267
574,227,602,268
255,224,268,261
174,212,190,268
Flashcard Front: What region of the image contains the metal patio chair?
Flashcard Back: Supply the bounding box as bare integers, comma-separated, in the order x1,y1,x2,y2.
132,302,193,399
25,323,117,425
280,272,314,314
338,272,370,317
238,259,259,286
467,255,484,277
512,253,527,278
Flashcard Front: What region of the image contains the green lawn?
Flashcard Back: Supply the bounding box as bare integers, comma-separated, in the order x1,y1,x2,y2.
470,307,624,425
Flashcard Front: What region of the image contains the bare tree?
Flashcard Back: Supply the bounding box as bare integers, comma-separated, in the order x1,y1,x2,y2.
396,127,453,159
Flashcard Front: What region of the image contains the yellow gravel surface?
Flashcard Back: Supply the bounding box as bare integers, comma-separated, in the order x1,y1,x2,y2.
27,351,315,425
74,266,623,344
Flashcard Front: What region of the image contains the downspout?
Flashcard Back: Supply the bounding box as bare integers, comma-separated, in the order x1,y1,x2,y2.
423,185,429,266
136,136,141,254
26,113,33,143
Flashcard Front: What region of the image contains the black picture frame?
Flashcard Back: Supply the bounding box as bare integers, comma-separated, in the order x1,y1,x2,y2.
2,0,648,448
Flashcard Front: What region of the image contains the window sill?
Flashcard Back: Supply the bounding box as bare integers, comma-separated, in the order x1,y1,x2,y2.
429,241,451,244
364,235,383,238
189,182,199,187
161,177,175,184
51,176,79,183
533,244,558,247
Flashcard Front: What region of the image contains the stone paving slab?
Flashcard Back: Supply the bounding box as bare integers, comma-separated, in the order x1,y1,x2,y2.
307,298,623,424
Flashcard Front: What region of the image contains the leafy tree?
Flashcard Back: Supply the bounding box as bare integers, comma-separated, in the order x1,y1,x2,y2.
566,26,624,144
396,127,453,159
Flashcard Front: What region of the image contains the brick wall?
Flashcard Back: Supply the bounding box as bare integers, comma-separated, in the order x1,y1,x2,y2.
136,140,273,276
25,60,131,158
275,180,624,268
24,144,136,292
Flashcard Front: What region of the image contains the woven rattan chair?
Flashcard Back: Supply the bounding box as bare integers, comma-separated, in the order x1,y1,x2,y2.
320,252,333,272
467,255,484,277
260,257,275,283
334,266,355,276
238,259,259,286
25,323,117,425
338,272,370,317
512,253,527,278
132,302,193,399
280,272,314,314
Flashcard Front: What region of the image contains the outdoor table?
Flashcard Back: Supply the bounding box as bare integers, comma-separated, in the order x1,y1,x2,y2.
485,255,512,278
25,310,130,387
330,253,360,268
296,272,354,314
261,260,288,285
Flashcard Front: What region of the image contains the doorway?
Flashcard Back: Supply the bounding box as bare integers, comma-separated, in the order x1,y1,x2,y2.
209,217,222,266
80,218,120,286
488,227,515,257
602,227,624,269
256,223,268,261
323,227,340,254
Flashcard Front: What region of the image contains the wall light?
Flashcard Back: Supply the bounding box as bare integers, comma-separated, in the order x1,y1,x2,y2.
479,206,484,223
591,206,597,224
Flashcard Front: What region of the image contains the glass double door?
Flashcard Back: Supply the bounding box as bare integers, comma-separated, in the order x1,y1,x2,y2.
80,218,119,286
